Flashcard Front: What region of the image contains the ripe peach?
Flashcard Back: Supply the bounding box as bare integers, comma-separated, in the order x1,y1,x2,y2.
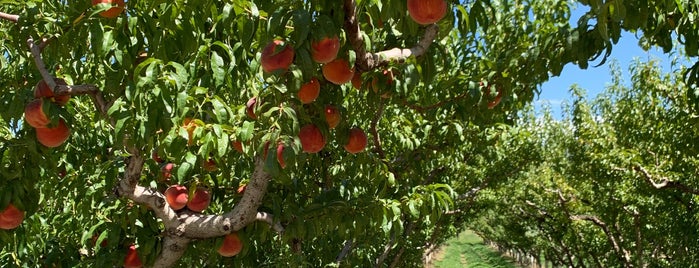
152,150,164,163
370,69,395,98
218,232,243,257
160,163,175,181
123,244,143,268
262,140,271,159
324,105,341,129
344,128,367,154
90,232,109,248
351,71,362,90
58,168,67,178
322,58,355,85
36,118,70,147
24,98,50,128
186,187,211,213
164,185,188,210
232,140,244,153
371,69,394,93
0,203,25,230
298,77,320,104
260,39,295,73
487,89,503,109
311,35,340,64
276,143,286,169
407,0,447,25
299,124,326,153
92,0,125,19
246,97,258,119
34,78,70,105
203,158,218,172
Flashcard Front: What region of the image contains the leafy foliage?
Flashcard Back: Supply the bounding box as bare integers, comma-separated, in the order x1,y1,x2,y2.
0,0,697,267
470,61,699,267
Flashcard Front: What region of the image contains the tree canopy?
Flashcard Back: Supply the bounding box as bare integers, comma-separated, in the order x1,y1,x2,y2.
0,0,697,267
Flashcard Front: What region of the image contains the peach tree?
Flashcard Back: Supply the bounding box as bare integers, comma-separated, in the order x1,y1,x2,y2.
0,0,696,267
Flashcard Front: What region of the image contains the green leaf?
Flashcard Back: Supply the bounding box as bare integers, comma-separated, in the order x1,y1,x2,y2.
211,50,225,87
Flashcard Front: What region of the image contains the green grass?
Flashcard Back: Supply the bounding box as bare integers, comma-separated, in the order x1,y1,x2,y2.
430,230,518,268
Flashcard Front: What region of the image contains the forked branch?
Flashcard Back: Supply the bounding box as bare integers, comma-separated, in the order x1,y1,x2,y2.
343,0,440,71
27,38,109,116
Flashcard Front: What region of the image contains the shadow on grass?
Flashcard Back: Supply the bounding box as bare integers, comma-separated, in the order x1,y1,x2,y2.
432,231,518,268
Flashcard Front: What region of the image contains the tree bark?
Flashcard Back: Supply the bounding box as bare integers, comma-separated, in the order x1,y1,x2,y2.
343,0,439,71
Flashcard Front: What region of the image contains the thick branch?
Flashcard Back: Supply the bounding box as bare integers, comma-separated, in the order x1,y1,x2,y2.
371,24,439,65
153,236,189,268
335,239,354,264
176,158,272,239
115,154,183,230
569,214,629,266
256,212,284,233
633,165,699,195
343,0,439,71
0,11,18,23
343,0,369,70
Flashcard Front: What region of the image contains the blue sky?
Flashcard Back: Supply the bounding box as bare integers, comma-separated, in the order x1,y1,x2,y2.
534,5,686,117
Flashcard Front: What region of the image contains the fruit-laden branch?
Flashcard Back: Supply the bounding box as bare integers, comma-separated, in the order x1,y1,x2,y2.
632,165,699,195
173,158,273,239
116,156,273,265
343,0,439,71
26,38,110,117
120,158,273,240
0,11,18,22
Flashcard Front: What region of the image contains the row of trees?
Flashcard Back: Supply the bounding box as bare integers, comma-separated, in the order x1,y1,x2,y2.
0,0,697,267
469,60,699,267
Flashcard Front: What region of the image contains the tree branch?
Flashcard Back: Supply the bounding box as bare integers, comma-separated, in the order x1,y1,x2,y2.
569,214,630,266
335,239,354,264
256,212,284,233
0,11,18,23
27,38,57,90
173,158,272,239
370,101,386,159
153,236,189,268
27,38,110,117
343,0,439,71
375,232,396,268
343,0,369,71
632,165,699,195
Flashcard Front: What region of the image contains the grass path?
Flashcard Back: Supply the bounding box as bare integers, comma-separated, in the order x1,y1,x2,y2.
428,230,518,268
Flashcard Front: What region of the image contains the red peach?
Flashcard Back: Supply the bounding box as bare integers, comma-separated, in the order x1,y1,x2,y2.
322,58,355,85
164,185,188,210
299,124,326,153
407,0,447,25
311,35,341,64
344,128,368,154
260,40,295,73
